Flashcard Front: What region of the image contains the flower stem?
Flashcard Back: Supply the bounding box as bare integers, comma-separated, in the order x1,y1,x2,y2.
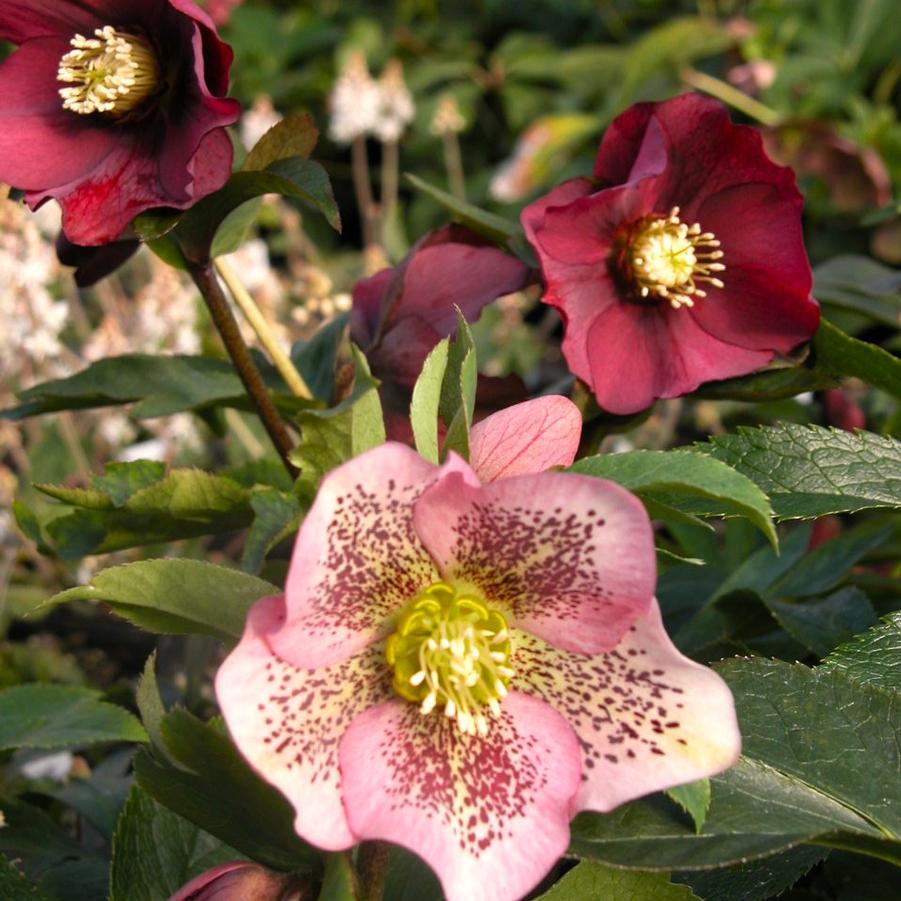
214,256,313,400
187,260,298,477
381,139,399,222
442,131,466,201
681,67,781,127
352,134,378,247
357,841,391,901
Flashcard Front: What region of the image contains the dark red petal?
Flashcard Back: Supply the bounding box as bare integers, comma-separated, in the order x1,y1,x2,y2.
592,101,656,184
393,240,528,336
0,0,162,42
585,301,772,415
371,316,443,388
689,183,819,351
0,38,119,190
350,268,393,348
521,176,593,247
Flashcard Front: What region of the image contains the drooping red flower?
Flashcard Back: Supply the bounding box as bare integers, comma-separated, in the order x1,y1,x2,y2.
0,0,241,246
351,224,530,389
522,93,821,415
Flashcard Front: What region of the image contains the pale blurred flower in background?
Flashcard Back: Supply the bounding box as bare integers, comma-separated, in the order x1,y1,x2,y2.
328,51,381,144
374,60,415,143
430,94,466,137
240,95,283,150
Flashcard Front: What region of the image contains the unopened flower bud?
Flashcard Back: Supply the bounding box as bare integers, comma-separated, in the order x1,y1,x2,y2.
168,861,291,901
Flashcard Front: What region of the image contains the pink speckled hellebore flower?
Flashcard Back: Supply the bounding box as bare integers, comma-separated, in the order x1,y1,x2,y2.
217,441,740,901
0,0,240,245
522,93,820,415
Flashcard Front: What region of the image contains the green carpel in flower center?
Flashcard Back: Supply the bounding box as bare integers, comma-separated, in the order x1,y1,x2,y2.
626,206,725,309
386,581,514,736
58,26,160,118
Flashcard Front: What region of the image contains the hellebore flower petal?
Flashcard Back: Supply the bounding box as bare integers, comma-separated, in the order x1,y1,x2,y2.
523,93,819,415
0,0,240,245
338,693,582,901
514,599,741,813
468,396,582,483
413,467,655,655
215,595,393,850
269,444,464,670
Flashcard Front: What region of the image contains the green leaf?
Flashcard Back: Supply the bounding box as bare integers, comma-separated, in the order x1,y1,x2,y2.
291,313,349,404
349,346,386,456
696,363,837,402
812,318,901,398
91,461,167,507
134,710,316,872
177,158,340,262
822,612,901,693
241,487,301,574
2,354,244,421
42,559,276,645
33,468,254,558
439,312,477,460
110,784,243,901
537,862,699,900
0,684,145,751
405,174,521,244
243,113,319,171
674,846,827,901
0,855,53,901
814,255,901,329
570,450,777,548
410,339,449,464
136,652,169,762
318,854,357,901
765,587,877,658
701,424,901,519
210,197,263,257
665,779,710,834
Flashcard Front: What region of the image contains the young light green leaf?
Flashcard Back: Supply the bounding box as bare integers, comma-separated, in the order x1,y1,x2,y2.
570,450,777,548
539,862,700,900
665,779,711,834
439,311,477,460
0,684,146,751
701,424,901,519
110,785,244,901
410,339,449,464
42,560,277,645
349,345,386,455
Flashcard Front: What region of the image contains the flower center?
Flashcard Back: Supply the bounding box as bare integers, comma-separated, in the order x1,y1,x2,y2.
58,26,159,118
626,207,725,309
386,581,514,736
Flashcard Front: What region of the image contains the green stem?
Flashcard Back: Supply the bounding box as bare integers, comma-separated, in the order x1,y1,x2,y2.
187,260,298,477
357,841,391,901
681,67,782,127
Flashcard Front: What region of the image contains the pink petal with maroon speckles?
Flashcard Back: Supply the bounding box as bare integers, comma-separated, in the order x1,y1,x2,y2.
339,692,581,901
216,594,393,850
414,468,655,655
270,444,476,671
514,598,741,813
469,396,581,483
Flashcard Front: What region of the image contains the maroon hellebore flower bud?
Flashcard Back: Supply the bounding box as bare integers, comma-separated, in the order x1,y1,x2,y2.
350,224,529,390
0,0,241,246
522,93,820,415
168,861,294,901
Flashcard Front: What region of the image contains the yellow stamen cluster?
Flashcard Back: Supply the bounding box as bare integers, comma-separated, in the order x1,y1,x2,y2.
58,26,159,117
386,582,514,737
628,207,725,309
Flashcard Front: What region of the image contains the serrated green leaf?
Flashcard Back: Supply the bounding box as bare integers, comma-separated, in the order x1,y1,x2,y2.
91,461,166,507
0,684,145,751
33,468,254,558
570,450,777,548
241,487,301,574
822,612,901,693
291,313,348,404
110,784,243,901
814,255,901,329
134,710,316,872
665,779,710,834
765,587,877,658
812,318,901,398
405,174,521,244
537,862,700,900
701,424,901,519
349,346,386,456
136,653,169,762
410,339,449,464
42,559,276,645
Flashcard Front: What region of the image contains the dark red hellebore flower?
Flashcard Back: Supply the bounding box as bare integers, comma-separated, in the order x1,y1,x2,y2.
522,93,820,415
0,0,240,246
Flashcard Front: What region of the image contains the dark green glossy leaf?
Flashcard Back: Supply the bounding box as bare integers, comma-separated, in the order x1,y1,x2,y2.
822,612,901,692
812,318,901,398
240,487,301,574
538,862,699,900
